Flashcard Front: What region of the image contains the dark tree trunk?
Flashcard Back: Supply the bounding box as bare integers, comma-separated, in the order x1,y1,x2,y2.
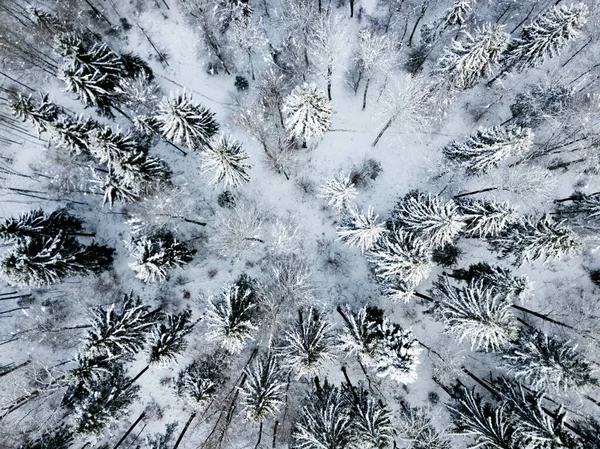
350,0,354,17
408,0,429,47
253,422,263,449
362,77,371,110
173,412,197,449
113,412,146,449
372,112,399,147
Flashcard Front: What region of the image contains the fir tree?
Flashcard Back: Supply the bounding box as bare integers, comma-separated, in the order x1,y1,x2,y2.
58,65,115,114
555,191,600,224
101,172,141,208
283,83,332,146
111,151,171,191
292,380,354,449
434,277,518,351
397,406,452,449
82,293,159,360
240,351,285,423
0,208,85,244
437,24,509,90
490,214,583,265
128,232,194,282
459,199,519,238
449,387,520,449
374,318,421,384
201,135,251,189
10,92,60,133
501,327,598,392
573,418,600,449
451,262,532,302
155,91,219,149
280,308,335,379
443,125,534,175
176,357,225,407
444,0,475,27
337,305,384,363
48,114,98,156
116,73,160,115
392,191,465,248
366,226,433,301
147,309,195,367
1,233,113,287
318,173,358,213
88,126,146,166
344,385,395,449
19,425,73,449
504,3,589,73
337,206,386,253
205,275,259,353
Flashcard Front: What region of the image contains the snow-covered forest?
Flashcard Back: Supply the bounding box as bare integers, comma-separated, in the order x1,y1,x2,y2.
0,0,599,447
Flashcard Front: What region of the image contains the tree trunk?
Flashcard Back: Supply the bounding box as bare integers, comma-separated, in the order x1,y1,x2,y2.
173,412,197,449
253,422,263,449
327,64,333,101
0,360,30,378
453,187,499,199
113,412,146,449
362,77,371,111
407,0,429,47
372,111,399,147
350,0,354,17
271,420,279,449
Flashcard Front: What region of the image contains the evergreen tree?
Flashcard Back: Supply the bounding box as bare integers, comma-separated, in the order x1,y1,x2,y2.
176,357,225,407
392,191,465,248
366,226,433,301
205,275,259,353
88,126,146,166
443,125,534,175
555,191,600,224
101,172,141,208
444,0,475,27
501,327,598,392
201,135,251,189
374,318,421,384
111,151,171,191
0,208,85,244
1,233,113,287
147,309,195,367
155,91,219,149
448,387,520,449
58,65,115,114
504,3,589,73
116,73,160,115
127,232,194,282
451,262,532,301
573,418,600,449
82,293,160,360
490,214,583,265
19,425,73,449
433,277,518,351
240,351,285,423
337,206,386,252
48,114,98,156
510,82,575,128
459,199,518,238
437,24,509,90
280,308,335,379
318,173,358,212
10,92,60,133
283,83,332,146
292,380,354,449
396,406,452,449
338,305,384,363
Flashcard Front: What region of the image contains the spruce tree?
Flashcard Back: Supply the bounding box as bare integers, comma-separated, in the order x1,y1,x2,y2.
374,318,421,384
58,65,115,115
205,275,259,353
459,199,519,238
282,83,332,146
501,327,598,392
127,232,194,282
102,173,141,208
48,114,98,156
176,357,225,407
437,24,509,90
155,91,219,149
10,92,59,133
280,308,335,379
1,233,113,287
392,190,465,248
0,208,85,244
434,277,518,351
19,425,73,449
338,305,384,363
337,206,386,252
451,262,532,301
444,0,475,27
504,3,588,73
201,135,251,189
443,125,534,175
555,191,600,224
88,126,145,166
318,173,358,212
344,386,395,449
240,352,285,423
147,309,195,367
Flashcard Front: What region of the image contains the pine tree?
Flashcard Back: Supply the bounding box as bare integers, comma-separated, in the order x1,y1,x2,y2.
434,277,518,351
155,91,219,149
444,0,475,27
448,387,520,449
283,83,332,146
573,418,600,449
318,173,358,212
0,208,85,244
392,191,465,248
459,199,519,238
19,425,73,449
437,24,509,90
201,135,251,189
176,357,225,407
344,385,395,449
111,151,171,191
555,191,600,224
504,3,588,73
1,233,113,287
69,364,140,435
374,318,421,384
451,262,532,301
82,293,159,360
443,125,534,175
501,327,598,392
337,206,386,252
147,309,195,367
116,73,160,115
128,232,194,282
396,406,452,449
292,380,354,449
280,308,335,378
490,214,583,265
497,378,578,448
48,114,98,156
240,352,285,422
88,126,146,166
101,172,141,208
10,92,60,133
337,305,384,363
205,275,259,353
58,65,115,114
366,226,433,301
